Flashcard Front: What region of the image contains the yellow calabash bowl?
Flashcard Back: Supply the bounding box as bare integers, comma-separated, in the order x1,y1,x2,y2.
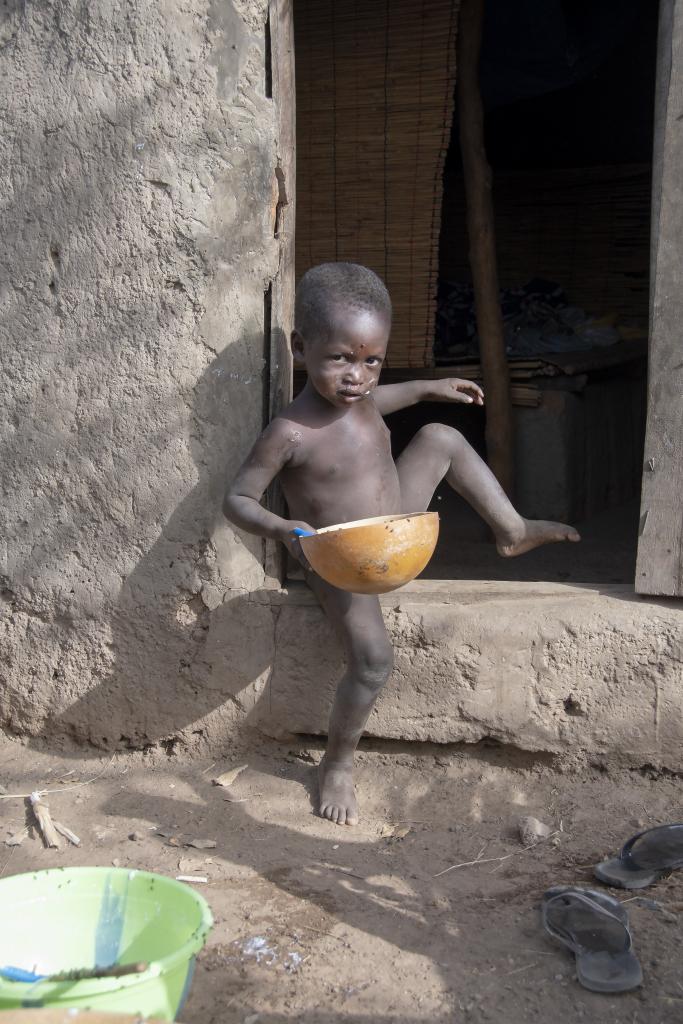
300,512,439,594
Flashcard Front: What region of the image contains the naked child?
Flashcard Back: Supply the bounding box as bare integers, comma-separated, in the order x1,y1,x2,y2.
224,263,579,825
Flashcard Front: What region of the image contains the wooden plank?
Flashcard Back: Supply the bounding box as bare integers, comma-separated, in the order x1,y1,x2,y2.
269,0,295,423
264,0,295,585
636,0,683,596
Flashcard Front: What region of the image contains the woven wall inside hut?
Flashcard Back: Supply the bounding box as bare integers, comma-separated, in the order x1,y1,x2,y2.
294,0,460,368
439,163,651,329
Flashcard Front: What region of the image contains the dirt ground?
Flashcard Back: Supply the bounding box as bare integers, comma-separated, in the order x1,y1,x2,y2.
2,734,683,1024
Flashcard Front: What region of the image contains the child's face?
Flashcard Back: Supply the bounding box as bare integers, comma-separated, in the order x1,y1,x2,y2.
294,309,390,408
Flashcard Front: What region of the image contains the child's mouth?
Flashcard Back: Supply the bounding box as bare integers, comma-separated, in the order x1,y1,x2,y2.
338,388,372,399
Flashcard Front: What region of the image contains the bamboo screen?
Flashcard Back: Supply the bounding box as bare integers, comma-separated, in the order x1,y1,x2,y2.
294,0,460,367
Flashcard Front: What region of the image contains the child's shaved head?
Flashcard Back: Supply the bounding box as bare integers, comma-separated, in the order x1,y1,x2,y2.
295,263,392,341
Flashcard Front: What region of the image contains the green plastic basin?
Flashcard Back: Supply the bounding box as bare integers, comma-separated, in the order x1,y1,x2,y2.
0,867,213,1020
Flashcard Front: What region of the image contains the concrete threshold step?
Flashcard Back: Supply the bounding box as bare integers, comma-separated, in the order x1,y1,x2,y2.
252,581,683,769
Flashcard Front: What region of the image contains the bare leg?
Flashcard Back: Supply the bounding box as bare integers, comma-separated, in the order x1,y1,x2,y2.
305,569,393,826
397,423,580,554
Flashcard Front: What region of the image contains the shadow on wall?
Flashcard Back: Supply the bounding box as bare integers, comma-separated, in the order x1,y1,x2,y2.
1,0,283,752
38,344,292,753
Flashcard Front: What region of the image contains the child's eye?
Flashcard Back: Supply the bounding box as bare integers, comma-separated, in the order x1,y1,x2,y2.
366,357,382,366
330,354,344,362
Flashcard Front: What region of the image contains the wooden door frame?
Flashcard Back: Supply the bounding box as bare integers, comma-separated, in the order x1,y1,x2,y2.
636,0,683,596
264,0,295,586
270,0,681,596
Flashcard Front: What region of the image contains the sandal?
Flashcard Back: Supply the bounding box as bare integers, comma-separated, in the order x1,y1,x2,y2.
595,823,683,890
543,886,642,993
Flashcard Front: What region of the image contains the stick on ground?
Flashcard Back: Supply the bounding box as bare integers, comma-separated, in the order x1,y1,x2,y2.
30,792,60,848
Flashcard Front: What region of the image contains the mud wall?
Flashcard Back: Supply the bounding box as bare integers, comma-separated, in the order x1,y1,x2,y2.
0,0,282,750
2,3,682,771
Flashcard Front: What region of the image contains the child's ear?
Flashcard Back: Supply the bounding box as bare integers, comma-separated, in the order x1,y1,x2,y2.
291,330,306,365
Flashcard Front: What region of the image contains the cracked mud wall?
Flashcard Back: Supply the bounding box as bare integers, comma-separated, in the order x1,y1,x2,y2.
1,0,283,748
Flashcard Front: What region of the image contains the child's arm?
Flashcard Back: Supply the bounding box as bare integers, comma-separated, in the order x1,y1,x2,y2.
223,424,314,558
373,378,484,416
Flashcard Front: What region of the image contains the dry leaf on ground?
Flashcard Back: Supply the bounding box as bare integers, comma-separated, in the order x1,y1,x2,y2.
379,823,411,841
212,764,248,788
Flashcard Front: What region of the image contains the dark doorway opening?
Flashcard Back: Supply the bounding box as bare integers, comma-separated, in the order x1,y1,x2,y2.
389,0,659,583
292,0,659,584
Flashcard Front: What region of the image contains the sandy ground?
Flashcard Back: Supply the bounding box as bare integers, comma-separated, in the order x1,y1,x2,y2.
2,735,683,1024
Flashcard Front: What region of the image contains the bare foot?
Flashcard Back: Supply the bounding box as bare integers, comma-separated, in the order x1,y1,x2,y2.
497,518,580,558
318,757,359,826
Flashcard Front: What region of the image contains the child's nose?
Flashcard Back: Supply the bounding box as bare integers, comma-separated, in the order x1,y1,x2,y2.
343,364,364,383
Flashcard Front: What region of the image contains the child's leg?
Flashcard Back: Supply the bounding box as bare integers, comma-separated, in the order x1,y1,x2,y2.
397,423,580,554
305,569,393,826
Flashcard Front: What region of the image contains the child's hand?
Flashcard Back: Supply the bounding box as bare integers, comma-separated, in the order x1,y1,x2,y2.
428,378,484,405
280,520,317,570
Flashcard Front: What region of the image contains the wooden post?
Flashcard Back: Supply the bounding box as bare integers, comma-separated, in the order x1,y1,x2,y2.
268,0,295,424
457,0,514,496
264,0,296,585
635,0,683,596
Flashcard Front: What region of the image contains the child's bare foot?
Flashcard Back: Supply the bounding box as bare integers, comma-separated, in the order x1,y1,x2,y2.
318,757,359,826
497,518,580,558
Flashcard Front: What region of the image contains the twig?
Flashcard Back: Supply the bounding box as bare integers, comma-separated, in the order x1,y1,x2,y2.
434,833,560,878
434,844,488,877
0,755,116,800
504,962,538,977
201,762,216,775
319,862,367,881
436,855,501,875
622,895,674,908
490,831,561,872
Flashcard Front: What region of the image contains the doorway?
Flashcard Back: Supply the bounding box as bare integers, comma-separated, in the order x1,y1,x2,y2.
290,0,659,585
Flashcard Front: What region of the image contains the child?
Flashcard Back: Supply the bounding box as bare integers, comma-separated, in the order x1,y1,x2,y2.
224,263,579,826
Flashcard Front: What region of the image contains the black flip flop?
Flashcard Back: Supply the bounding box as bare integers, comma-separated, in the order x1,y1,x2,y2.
594,823,683,890
543,886,642,993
